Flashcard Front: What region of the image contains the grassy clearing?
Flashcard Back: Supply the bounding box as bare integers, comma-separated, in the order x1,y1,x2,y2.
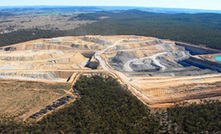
0,80,70,120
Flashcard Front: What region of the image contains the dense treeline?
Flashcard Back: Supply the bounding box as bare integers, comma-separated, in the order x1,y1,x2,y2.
167,100,221,133
73,10,221,49
0,75,221,133
0,12,15,16
1,10,221,50
68,11,115,21
0,29,65,47
0,75,160,133
38,75,160,133
68,13,100,20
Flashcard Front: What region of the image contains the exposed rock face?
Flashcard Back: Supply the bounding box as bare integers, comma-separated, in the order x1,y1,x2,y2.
1,35,221,108
106,38,219,77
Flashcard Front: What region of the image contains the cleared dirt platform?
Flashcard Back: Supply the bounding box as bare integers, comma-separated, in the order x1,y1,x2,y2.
0,80,70,121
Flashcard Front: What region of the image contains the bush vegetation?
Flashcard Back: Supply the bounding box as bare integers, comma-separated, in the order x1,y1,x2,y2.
0,75,160,133
0,12,15,16
0,75,221,133
167,100,221,133
1,10,221,50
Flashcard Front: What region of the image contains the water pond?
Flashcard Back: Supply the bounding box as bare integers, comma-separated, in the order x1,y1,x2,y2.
214,56,221,61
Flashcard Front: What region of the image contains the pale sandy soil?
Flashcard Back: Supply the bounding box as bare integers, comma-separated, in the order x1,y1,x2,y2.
0,35,221,113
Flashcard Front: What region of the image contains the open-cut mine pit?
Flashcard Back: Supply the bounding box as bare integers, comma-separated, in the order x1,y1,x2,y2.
1,35,221,120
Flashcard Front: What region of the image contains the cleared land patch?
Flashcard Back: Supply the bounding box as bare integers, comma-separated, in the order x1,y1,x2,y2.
0,80,70,121
0,15,95,34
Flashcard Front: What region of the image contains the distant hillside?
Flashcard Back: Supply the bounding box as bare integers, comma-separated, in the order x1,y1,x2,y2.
0,6,99,13
72,10,221,50
68,11,114,21
1,10,221,50
0,6,221,14
0,12,14,16
69,13,100,21
0,29,65,47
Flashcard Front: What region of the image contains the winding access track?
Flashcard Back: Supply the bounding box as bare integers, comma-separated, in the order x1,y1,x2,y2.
94,40,152,105
123,52,167,72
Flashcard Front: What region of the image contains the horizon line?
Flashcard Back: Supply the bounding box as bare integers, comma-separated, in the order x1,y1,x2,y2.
0,5,221,11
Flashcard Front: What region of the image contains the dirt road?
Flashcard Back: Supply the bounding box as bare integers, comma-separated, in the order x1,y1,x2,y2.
123,52,167,72
94,39,152,104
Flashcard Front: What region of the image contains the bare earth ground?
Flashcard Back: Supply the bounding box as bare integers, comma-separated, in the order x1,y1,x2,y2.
0,80,70,121
129,75,221,107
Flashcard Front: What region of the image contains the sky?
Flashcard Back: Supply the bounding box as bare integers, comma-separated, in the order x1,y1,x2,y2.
1,0,221,11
